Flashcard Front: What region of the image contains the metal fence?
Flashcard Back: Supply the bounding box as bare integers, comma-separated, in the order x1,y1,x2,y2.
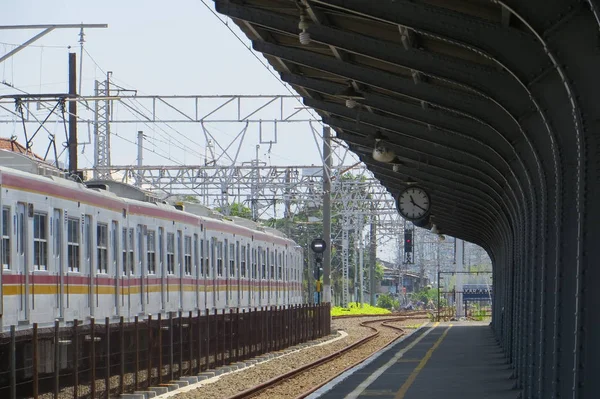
0,304,331,399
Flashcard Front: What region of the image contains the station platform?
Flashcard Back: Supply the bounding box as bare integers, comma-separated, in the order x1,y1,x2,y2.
312,321,518,399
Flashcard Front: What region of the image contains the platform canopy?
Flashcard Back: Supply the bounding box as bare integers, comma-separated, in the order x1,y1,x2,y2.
214,0,599,258
215,2,600,397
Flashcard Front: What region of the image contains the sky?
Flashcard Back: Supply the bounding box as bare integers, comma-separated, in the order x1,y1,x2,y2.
1,1,487,264
0,0,335,169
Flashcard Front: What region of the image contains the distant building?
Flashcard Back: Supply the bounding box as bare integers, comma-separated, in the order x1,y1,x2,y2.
377,258,429,296
0,137,42,159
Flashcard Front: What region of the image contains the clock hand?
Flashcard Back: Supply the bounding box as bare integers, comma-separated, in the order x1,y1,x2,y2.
413,202,427,212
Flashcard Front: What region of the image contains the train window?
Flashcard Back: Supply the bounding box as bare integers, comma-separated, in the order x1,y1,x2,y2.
2,207,10,270
178,231,183,277
270,250,275,280
122,228,134,275
252,247,257,279
85,216,92,273
112,222,118,276
211,238,216,277
241,245,247,278
200,239,205,276
184,236,192,276
278,252,282,280
216,241,223,277
166,233,175,275
67,218,80,272
261,248,266,279
147,230,156,274
137,226,143,275
229,243,235,277
158,227,164,274
33,212,48,271
193,234,199,277
97,223,108,274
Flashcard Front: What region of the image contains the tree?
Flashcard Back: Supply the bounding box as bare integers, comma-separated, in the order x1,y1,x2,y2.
377,293,399,310
217,202,253,219
178,195,200,204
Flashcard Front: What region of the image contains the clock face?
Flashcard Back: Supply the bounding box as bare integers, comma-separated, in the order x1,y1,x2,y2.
397,186,430,220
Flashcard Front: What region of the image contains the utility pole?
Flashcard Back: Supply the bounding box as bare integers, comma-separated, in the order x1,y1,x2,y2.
359,232,364,306
322,126,332,304
251,145,259,221
93,71,111,179
284,168,292,237
136,131,143,187
455,238,465,318
68,52,78,175
369,209,377,306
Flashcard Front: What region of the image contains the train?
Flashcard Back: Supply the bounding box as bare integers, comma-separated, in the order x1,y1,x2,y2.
0,150,305,332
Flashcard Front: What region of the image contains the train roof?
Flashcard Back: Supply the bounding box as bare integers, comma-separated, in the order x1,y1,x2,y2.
0,158,294,243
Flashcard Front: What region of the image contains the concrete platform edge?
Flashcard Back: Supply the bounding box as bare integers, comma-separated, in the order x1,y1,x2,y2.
306,321,431,399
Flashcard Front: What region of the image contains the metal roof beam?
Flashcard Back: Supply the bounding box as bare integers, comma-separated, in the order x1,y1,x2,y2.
310,0,546,79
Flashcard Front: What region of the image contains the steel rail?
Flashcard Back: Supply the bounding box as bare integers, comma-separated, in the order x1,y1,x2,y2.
226,315,420,399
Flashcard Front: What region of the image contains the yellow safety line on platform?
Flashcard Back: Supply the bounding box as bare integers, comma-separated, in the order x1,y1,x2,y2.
344,322,438,399
395,324,453,399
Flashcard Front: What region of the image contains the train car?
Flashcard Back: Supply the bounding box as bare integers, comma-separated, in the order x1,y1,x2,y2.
0,150,304,332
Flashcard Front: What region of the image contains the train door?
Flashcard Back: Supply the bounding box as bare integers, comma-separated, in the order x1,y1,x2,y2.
247,245,252,308
17,202,27,322
251,246,257,306
229,241,236,307
177,230,183,310
212,238,218,308
236,241,241,307
257,247,262,307
158,227,165,311
83,215,92,316
224,238,229,307
111,221,119,315
137,224,145,314
53,209,63,319
194,234,199,309
200,236,206,309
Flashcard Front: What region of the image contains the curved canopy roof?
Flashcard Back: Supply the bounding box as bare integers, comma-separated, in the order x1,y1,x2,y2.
215,0,599,261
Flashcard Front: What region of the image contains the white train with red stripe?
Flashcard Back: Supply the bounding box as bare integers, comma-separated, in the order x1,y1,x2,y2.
0,151,304,331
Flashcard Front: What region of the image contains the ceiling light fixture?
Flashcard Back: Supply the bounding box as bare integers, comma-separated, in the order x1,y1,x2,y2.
372,138,396,163
299,11,311,45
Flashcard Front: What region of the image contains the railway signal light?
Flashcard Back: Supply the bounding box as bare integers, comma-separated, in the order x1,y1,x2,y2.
404,231,413,253
313,265,323,280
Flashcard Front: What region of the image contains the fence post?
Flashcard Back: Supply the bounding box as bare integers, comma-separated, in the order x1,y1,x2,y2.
158,313,163,384
134,316,139,391
169,312,174,382
178,311,183,379
229,308,234,363
105,317,110,399
222,309,227,366
196,310,202,373
54,320,60,399
10,325,16,399
147,315,153,389
196,310,201,373
235,308,240,362
90,317,96,399
213,309,218,368
248,307,256,357
119,316,124,395
32,323,38,399
188,311,193,376
73,319,79,399
205,309,210,370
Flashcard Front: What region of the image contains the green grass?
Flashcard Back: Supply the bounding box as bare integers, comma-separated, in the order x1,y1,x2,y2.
331,302,392,316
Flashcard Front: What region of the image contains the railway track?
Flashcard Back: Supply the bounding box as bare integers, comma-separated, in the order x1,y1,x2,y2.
226,315,420,399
